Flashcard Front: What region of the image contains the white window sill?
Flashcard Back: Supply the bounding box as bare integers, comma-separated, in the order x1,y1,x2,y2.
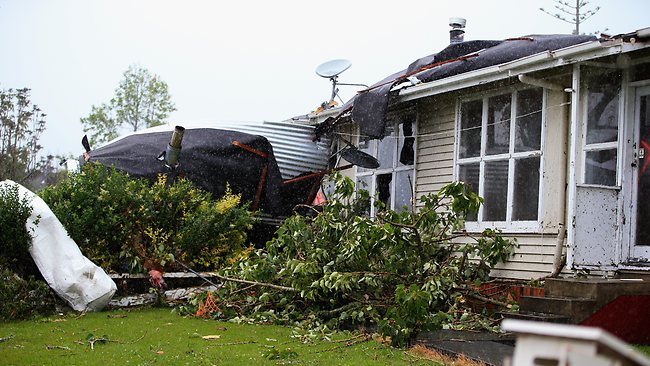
464,221,543,234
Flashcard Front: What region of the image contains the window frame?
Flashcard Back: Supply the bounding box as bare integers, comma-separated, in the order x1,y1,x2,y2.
455,86,546,232
579,67,624,187
355,114,417,217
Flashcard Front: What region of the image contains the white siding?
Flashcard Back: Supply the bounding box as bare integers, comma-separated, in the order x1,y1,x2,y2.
415,90,571,280
415,95,456,206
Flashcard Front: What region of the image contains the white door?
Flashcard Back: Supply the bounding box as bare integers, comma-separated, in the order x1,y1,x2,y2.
629,85,650,261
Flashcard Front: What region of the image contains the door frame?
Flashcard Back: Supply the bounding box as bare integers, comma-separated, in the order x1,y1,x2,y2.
623,83,650,263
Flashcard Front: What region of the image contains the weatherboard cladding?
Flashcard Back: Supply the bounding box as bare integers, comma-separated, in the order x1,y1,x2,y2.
415,93,560,280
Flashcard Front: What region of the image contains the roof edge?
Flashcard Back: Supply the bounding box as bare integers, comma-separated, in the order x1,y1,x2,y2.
398,38,650,102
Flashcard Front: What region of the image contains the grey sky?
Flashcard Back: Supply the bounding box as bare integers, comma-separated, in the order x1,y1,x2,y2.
1,0,648,157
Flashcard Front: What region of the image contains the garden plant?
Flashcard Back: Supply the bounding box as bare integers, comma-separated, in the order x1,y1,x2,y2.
180,173,516,347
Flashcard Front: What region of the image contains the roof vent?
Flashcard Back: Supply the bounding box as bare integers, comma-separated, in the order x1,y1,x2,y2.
449,17,466,44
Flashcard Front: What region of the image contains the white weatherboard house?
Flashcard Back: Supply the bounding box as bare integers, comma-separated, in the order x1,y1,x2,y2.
312,27,650,280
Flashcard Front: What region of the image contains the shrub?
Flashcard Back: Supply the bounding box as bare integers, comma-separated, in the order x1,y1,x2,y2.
39,163,255,273
182,173,516,347
0,182,39,277
0,264,55,321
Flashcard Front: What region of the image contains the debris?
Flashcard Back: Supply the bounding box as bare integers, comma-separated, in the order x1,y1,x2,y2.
0,335,14,343
45,345,71,351
202,335,221,340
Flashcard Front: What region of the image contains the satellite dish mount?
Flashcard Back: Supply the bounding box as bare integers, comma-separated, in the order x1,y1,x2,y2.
315,59,367,106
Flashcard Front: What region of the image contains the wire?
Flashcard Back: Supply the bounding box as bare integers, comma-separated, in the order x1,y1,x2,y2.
332,100,572,141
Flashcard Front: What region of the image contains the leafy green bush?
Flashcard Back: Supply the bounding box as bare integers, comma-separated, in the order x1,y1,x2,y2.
39,163,255,273
0,182,39,277
0,264,55,321
182,174,515,347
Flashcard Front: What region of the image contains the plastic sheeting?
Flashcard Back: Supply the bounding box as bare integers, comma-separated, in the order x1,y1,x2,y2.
86,128,322,216
1,180,117,312
318,34,596,140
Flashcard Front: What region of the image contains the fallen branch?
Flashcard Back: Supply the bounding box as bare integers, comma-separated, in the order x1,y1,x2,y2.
212,273,298,292
459,290,513,309
208,341,257,347
45,345,70,350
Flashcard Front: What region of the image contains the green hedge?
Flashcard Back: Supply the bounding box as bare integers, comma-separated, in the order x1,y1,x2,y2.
39,163,255,273
0,183,39,277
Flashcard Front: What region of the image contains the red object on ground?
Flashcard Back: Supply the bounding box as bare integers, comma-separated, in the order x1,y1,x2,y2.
580,295,650,344
148,269,165,290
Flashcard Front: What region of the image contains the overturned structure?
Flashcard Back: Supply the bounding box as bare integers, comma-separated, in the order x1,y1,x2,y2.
84,122,332,217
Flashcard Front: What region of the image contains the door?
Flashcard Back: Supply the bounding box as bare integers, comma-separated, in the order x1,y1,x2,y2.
629,85,650,261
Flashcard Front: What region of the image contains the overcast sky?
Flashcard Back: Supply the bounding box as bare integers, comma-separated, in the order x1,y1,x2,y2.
1,0,648,157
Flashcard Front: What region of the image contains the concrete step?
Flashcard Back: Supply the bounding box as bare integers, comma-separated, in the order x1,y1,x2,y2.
545,278,650,301
519,295,596,323
499,311,570,324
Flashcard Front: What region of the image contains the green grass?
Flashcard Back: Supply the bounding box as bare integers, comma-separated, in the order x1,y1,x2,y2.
0,308,433,365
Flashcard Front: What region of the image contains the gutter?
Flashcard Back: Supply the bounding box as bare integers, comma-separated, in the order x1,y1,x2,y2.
397,39,650,103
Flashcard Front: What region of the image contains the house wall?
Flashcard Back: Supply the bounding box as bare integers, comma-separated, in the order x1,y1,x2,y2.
414,86,572,280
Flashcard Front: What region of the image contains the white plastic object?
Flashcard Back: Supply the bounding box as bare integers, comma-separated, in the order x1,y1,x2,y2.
1,180,117,312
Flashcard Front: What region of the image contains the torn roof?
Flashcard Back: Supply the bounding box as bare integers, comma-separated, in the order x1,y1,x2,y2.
314,29,650,140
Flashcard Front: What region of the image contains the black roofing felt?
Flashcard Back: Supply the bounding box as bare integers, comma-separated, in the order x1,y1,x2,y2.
85,128,314,216
319,34,596,140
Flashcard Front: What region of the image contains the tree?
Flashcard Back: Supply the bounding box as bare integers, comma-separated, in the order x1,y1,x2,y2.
81,65,176,146
540,0,600,35
0,88,46,184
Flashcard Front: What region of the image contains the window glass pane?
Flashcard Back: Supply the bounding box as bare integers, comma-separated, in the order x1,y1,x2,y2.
458,163,480,221
460,100,482,158
585,69,621,144
398,119,415,167
513,157,540,220
484,160,509,221
515,88,543,152
585,149,617,186
377,124,395,169
487,94,511,155
357,138,375,173
395,170,414,213
376,173,393,209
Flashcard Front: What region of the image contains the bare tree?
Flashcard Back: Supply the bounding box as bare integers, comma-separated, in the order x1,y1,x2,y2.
540,0,600,35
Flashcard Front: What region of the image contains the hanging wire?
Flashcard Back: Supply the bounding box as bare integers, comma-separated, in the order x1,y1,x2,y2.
332,100,572,141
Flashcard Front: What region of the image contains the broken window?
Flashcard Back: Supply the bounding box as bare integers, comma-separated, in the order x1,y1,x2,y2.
456,87,543,226
582,68,621,186
356,115,416,216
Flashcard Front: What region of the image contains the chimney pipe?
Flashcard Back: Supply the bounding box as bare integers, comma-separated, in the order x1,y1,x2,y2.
449,17,466,44
165,125,185,168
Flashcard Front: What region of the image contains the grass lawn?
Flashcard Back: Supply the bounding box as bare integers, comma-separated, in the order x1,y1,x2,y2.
0,307,435,366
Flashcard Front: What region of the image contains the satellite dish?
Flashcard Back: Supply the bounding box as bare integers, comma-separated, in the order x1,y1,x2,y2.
315,59,352,78
340,146,380,169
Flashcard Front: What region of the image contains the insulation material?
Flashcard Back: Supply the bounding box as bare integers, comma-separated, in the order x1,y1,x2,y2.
0,180,117,312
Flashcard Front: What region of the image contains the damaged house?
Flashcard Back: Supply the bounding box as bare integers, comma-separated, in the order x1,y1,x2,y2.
314,23,650,281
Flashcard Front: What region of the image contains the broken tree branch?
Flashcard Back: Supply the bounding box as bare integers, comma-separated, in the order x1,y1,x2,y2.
212,273,298,292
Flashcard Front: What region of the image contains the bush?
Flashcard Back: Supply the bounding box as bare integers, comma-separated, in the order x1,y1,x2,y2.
39,163,255,273
0,264,55,321
182,174,516,347
0,182,39,277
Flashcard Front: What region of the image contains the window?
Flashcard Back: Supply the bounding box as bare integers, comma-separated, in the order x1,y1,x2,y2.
456,88,544,227
356,116,416,216
582,68,622,186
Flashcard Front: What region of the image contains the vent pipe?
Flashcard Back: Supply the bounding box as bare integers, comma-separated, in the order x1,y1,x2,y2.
449,17,466,44
165,125,185,168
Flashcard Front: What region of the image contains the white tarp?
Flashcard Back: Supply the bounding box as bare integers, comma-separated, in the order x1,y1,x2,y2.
1,180,116,311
